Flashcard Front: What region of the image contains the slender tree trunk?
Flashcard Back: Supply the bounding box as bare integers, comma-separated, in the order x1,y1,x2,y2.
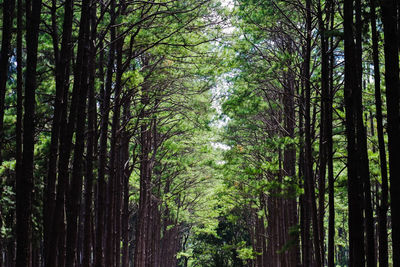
327,1,335,266
95,3,116,265
283,44,299,266
0,0,15,161
108,30,124,267
354,1,375,266
44,0,74,262
82,3,97,266
121,95,132,267
344,0,366,266
370,0,389,266
302,3,312,266
135,75,152,266
298,56,306,267
14,0,23,264
317,2,329,264
326,80,334,267
16,0,42,266
380,0,400,265
47,0,90,263
104,3,117,267
304,1,321,265
0,4,15,255
65,0,90,265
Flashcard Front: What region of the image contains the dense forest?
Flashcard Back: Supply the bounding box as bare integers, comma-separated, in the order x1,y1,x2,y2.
1,0,400,266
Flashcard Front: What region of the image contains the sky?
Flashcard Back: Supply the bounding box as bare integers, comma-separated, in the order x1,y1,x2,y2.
220,0,234,9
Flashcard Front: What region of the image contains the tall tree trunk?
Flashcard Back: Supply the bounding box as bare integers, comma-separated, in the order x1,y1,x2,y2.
317,2,329,264
354,1,375,266
95,3,116,265
302,3,312,266
82,2,98,266
344,0,366,266
104,3,117,267
298,57,306,267
303,0,321,265
47,0,90,264
370,0,389,266
14,0,23,264
134,75,152,266
16,0,42,266
107,29,124,267
65,0,90,264
327,1,335,266
121,95,132,267
326,73,334,267
0,0,15,161
380,0,400,265
44,0,74,262
283,43,299,266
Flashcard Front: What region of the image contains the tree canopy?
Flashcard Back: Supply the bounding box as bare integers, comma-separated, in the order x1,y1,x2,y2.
0,0,399,266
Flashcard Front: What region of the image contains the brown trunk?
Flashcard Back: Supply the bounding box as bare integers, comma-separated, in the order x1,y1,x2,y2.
95,3,115,266
283,41,299,267
82,2,98,266
303,0,321,265
370,0,389,266
327,1,335,266
47,0,90,263
16,0,42,266
297,54,306,267
0,0,15,161
344,0,366,266
121,94,132,267
104,4,118,267
108,31,124,267
134,76,153,266
0,1,16,260
354,1,375,266
13,0,23,265
380,0,400,265
317,2,329,264
65,0,90,262
44,0,74,262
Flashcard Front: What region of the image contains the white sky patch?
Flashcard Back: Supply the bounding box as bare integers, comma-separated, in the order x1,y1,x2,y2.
211,73,233,128
211,142,231,151
220,0,234,9
220,0,235,35
209,75,232,152
209,1,236,152
222,25,235,35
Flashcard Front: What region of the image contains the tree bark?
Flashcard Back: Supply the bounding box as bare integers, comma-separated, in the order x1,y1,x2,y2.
14,0,23,264
317,2,329,263
95,3,116,265
283,41,299,267
303,0,321,265
65,0,90,265
0,0,15,162
121,95,132,267
380,0,400,265
82,3,98,266
354,2,375,266
370,0,389,266
134,73,153,266
44,0,74,262
107,26,124,267
327,1,335,266
16,0,42,266
344,0,366,266
47,0,90,264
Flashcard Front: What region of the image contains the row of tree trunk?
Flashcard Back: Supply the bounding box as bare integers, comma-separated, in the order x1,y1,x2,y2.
0,0,209,266
239,0,400,266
